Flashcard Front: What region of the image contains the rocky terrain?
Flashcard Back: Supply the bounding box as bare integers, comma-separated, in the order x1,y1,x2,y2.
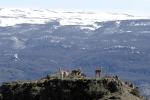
0,74,144,100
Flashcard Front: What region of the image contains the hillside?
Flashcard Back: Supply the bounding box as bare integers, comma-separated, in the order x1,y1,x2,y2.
0,72,144,100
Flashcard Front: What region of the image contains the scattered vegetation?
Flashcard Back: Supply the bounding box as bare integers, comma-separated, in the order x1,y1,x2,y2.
0,69,144,100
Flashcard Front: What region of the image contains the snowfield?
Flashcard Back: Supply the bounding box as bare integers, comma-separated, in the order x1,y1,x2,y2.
0,8,148,27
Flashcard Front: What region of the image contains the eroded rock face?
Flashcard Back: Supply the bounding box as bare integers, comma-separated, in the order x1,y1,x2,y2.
0,77,144,100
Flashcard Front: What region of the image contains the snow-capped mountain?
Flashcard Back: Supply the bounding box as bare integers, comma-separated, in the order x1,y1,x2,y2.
0,8,148,27
0,8,150,98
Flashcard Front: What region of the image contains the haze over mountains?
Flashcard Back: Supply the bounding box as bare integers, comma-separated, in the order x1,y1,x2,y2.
0,8,150,98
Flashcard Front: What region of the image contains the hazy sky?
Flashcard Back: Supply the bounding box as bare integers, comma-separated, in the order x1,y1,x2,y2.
0,0,150,16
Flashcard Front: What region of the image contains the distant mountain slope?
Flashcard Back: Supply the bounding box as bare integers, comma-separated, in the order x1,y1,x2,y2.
0,8,150,98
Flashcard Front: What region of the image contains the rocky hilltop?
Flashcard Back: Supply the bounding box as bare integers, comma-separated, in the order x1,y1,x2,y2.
0,69,145,100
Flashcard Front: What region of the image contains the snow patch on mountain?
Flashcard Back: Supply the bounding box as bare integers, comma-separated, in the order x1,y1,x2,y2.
14,53,19,61
104,45,136,50
80,26,96,31
10,36,25,49
104,45,142,54
37,35,65,43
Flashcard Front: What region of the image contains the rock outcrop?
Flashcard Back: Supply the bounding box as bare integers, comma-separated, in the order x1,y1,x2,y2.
0,75,145,100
